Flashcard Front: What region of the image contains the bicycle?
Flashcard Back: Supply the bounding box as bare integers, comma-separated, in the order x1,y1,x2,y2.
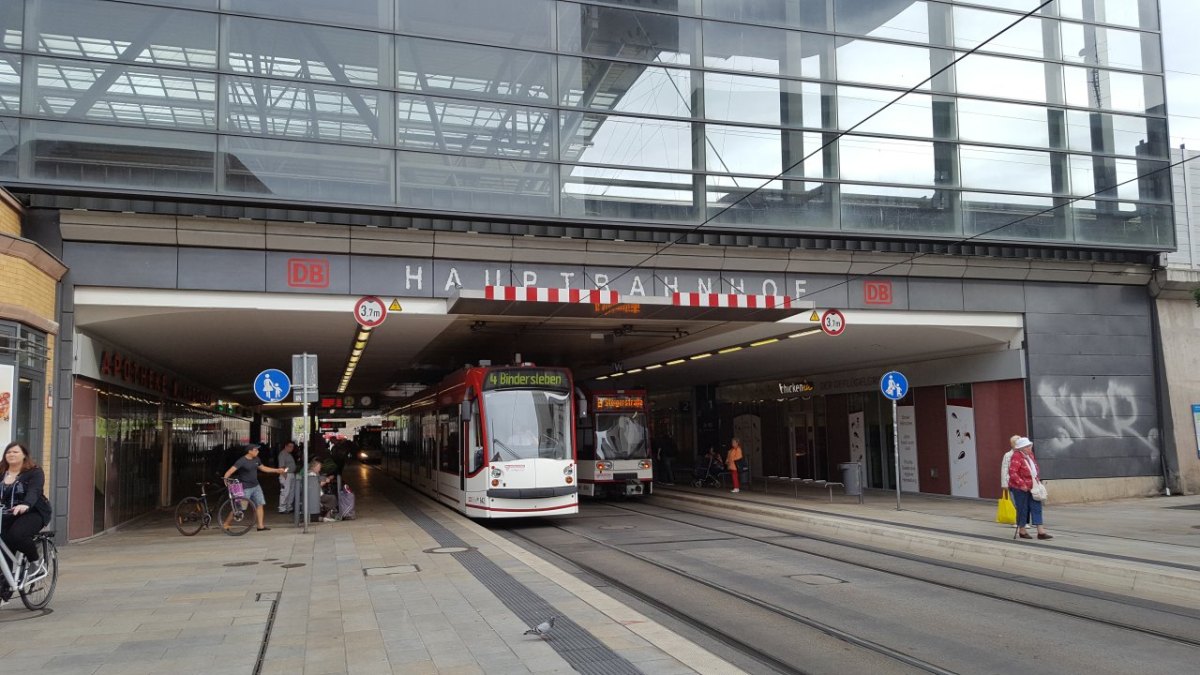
174,478,254,536
0,508,58,610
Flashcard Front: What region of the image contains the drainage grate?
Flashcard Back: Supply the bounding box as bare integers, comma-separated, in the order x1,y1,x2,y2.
392,498,642,675
364,564,420,577
424,546,474,554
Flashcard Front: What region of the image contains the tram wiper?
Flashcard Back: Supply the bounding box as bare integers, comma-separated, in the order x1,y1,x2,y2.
492,439,514,462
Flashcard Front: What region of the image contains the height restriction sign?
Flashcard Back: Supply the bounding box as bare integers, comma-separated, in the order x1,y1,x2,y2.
354,296,387,328
820,309,846,336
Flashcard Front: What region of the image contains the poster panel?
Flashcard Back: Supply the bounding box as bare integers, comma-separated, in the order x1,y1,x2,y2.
897,404,920,492
0,364,14,447
848,411,865,466
946,403,979,498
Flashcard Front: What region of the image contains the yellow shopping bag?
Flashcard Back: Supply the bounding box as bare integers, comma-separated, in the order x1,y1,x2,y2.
996,489,1016,524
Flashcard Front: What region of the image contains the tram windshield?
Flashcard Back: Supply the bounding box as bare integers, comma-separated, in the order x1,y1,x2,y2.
595,412,649,460
485,389,571,461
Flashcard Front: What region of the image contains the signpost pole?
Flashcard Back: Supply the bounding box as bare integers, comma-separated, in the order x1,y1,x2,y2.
893,399,901,511
301,353,310,534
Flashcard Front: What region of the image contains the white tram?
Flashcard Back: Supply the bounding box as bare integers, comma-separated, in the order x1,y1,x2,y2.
576,388,653,497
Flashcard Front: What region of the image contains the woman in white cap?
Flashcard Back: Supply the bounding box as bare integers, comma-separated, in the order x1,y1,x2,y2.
1007,437,1052,540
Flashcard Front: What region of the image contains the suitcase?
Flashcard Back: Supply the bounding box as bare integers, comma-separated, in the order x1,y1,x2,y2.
337,485,356,520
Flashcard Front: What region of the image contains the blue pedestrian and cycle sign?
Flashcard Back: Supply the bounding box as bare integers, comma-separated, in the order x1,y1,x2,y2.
880,371,908,401
254,369,291,403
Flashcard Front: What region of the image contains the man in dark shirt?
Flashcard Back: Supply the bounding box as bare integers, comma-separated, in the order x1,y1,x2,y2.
223,443,287,532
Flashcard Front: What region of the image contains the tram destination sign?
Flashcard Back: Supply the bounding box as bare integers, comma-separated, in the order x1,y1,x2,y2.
595,395,645,411
484,369,570,391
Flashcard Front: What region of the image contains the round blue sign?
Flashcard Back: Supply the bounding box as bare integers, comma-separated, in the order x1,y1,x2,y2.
880,371,908,401
254,369,291,403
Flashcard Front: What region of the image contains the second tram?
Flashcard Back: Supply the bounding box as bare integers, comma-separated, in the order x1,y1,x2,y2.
576,388,653,497
381,364,578,518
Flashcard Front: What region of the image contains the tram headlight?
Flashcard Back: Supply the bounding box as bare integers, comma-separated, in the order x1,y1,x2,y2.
639,460,652,470
597,461,612,472
563,464,574,477
490,466,503,479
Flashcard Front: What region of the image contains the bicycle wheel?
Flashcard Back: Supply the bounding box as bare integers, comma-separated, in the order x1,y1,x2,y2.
20,538,58,610
174,496,207,536
218,497,254,536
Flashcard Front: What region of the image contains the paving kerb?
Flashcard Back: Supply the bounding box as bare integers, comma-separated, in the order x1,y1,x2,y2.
654,489,1200,607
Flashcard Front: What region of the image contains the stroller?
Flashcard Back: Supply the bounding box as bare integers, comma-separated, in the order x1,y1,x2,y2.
692,458,728,488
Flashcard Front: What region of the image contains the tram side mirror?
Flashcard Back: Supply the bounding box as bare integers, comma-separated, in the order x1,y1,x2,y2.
574,388,587,418
461,400,473,421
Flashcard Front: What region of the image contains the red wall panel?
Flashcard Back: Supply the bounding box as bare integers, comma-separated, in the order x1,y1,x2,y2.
972,379,1028,499
915,385,950,494
68,380,97,540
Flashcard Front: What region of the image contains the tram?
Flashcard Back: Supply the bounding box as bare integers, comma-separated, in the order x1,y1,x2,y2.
380,364,578,518
576,388,653,497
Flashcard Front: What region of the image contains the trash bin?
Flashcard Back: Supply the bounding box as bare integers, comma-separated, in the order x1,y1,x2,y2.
838,462,862,496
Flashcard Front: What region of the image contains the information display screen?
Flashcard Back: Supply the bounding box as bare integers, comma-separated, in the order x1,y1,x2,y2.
483,368,570,391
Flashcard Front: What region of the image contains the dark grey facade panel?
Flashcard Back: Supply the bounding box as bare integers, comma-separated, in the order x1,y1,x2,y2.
1024,283,1150,316
353,255,437,297
178,248,266,291
962,280,1026,312
1024,312,1152,337
61,242,178,288
1026,333,1152,358
846,277,909,310
1038,457,1159,479
264,251,350,294
1029,392,1157,420
907,278,964,311
1027,353,1154,377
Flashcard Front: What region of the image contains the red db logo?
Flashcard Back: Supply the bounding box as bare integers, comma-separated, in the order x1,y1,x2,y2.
864,280,892,305
288,258,329,288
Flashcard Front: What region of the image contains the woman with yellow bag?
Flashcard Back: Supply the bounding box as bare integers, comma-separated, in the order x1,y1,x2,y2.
996,435,1019,525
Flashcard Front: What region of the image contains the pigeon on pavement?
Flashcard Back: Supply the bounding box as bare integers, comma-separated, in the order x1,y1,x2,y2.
523,616,556,638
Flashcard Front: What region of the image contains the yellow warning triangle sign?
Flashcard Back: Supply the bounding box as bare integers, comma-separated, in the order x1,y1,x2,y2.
809,310,820,322
389,299,403,312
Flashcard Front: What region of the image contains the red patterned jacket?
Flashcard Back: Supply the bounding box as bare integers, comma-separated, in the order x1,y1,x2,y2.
1007,451,1039,492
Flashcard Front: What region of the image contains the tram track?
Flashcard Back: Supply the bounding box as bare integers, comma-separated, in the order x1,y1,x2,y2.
609,499,1200,650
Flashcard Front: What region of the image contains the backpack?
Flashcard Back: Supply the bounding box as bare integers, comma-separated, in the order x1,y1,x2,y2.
337,485,356,520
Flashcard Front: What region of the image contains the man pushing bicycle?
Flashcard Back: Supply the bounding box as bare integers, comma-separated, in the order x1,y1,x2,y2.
223,443,287,532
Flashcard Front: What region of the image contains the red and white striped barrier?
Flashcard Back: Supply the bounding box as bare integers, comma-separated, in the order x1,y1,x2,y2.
672,292,793,309
484,285,619,304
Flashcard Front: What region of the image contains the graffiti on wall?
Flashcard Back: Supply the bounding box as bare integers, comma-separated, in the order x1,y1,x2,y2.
1035,379,1160,455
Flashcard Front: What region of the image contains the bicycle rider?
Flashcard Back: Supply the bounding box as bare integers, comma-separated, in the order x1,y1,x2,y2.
1,442,52,602
223,443,287,533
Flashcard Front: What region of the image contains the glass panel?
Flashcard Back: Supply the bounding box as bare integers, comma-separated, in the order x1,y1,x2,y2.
1063,66,1164,114
960,145,1053,193
837,38,935,90
31,0,217,69
957,98,1051,147
397,0,553,49
956,54,1050,103
397,94,554,160
35,57,217,129
558,3,697,65
706,73,826,128
703,0,827,30
0,54,17,114
702,22,828,78
1073,201,1171,247
707,126,827,177
226,76,389,144
1055,0,1159,31
560,112,691,170
840,136,936,184
224,136,393,204
838,87,934,137
397,151,555,217
1064,110,1167,157
30,119,215,190
397,37,553,103
1068,154,1169,201
0,1,21,50
561,165,697,222
840,184,957,234
835,0,937,45
229,0,393,31
227,16,389,87
706,175,835,231
962,192,1065,241
0,117,16,178
596,0,700,12
560,58,693,118
1061,23,1160,73
953,6,1043,58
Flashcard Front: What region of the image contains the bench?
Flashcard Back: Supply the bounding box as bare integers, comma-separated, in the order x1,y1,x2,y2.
763,475,844,502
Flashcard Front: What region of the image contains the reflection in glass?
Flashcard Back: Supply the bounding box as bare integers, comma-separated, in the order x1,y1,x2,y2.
397,0,553,50
485,389,571,461
225,135,392,204
1063,66,1165,114
957,98,1051,147
1056,0,1160,31
561,112,691,170
36,58,216,129
960,145,1053,193
32,0,217,69
837,39,935,90
595,411,649,460
962,192,1064,241
1065,110,1166,158
840,136,935,184
1068,154,1169,202
229,0,393,31
1073,201,1170,247
953,6,1043,57
0,55,18,114
706,73,826,128
227,77,387,144
558,3,696,65
706,126,828,178
0,117,15,178
840,183,956,234
1060,23,1159,73
561,58,692,118
397,94,553,159
835,0,935,44
704,0,827,30
707,175,835,231
396,151,555,217
397,37,552,103
956,54,1050,103
1,1,21,50
31,119,215,191
838,87,935,137
561,165,697,222
227,16,388,87
703,22,827,78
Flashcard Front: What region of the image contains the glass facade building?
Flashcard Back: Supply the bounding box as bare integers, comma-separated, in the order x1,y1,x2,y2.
0,0,1173,248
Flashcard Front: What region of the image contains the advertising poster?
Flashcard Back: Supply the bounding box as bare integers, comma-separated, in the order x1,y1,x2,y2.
0,364,13,447
946,403,979,498
848,411,865,466
897,404,920,492
1193,404,1200,459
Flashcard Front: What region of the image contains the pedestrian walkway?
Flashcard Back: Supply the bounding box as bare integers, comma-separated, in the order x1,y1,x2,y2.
657,481,1200,608
0,464,743,675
